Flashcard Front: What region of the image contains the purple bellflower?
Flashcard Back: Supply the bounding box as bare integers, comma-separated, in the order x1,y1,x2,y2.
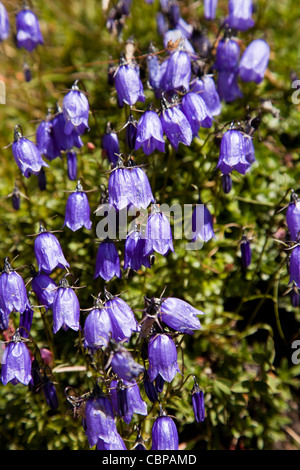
110,343,144,382
221,173,233,194
134,108,165,155
226,0,254,31
204,0,218,20
124,225,151,272
160,297,204,334
102,123,120,166
83,296,112,349
94,240,121,282
191,75,221,116
30,268,57,311
34,224,70,274
63,180,92,232
104,289,139,342
147,45,162,95
161,47,191,92
216,129,250,175
36,113,61,161
125,113,138,152
129,161,155,209
151,411,179,450
12,125,49,178
52,276,80,334
286,191,300,242
66,151,78,180
217,70,243,102
147,334,180,383
289,245,300,288
108,159,137,211
214,37,240,72
18,302,34,339
238,39,270,84
42,377,59,410
52,106,84,152
0,258,28,316
1,330,32,386
144,204,174,257
191,380,205,422
192,202,216,243
110,379,147,424
160,97,193,150
244,134,256,165
181,91,213,136
16,8,43,52
0,2,10,42
114,56,145,107
85,384,118,448
240,233,252,268
97,432,127,450
143,371,159,403
62,81,90,136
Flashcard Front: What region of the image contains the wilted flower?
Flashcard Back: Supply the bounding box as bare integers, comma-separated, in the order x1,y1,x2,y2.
191,380,205,422
134,108,165,155
151,412,179,450
114,57,145,107
94,241,121,282
0,2,10,42
144,204,174,257
0,258,28,316
160,98,193,150
1,330,32,386
109,379,147,424
63,81,90,135
226,0,254,31
63,180,92,232
34,225,70,274
12,125,49,178
52,276,80,334
286,190,300,242
147,334,180,383
16,8,43,52
216,129,250,175
238,39,270,84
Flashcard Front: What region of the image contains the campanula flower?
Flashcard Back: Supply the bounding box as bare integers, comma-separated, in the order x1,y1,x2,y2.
83,298,112,349
134,108,165,155
66,151,78,180
180,91,213,136
0,258,28,316
163,28,195,55
244,134,256,165
191,203,216,243
12,126,49,178
36,115,61,161
147,46,162,95
216,129,250,175
144,204,174,257
160,98,193,150
16,8,43,52
0,2,10,42
204,0,218,20
161,47,191,92
110,379,147,424
143,371,159,403
52,107,83,152
238,39,270,84
108,160,137,211
96,432,127,450
147,334,180,383
94,241,121,282
221,173,233,194
63,81,90,136
110,344,144,382
286,191,300,242
124,226,151,272
18,302,34,339
240,233,252,268
289,245,300,288
102,123,120,166
1,330,32,386
30,268,57,310
104,290,139,342
125,113,138,152
191,381,205,422
42,377,59,410
151,412,179,450
226,0,254,31
34,225,70,274
52,276,80,334
214,37,240,72
63,180,92,232
160,297,204,334
191,75,221,116
217,70,243,102
129,163,155,209
114,57,145,107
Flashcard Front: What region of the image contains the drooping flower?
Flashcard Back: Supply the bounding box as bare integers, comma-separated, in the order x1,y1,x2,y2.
102,123,120,166
244,134,256,165
238,39,270,85
94,240,121,282
0,2,10,42
143,371,159,403
134,108,165,155
216,129,250,175
104,289,139,342
217,70,243,102
180,91,213,136
191,202,216,243
191,75,221,116
83,297,112,349
214,37,240,72
124,225,151,272
42,377,59,410
66,151,78,181
240,233,252,268
109,379,148,424
36,114,61,161
151,412,179,450
159,297,204,334
289,245,300,288
110,344,144,382
30,266,57,311
144,204,174,257
52,107,84,152
163,28,195,55
129,162,155,209
226,0,254,31
1,330,32,386
221,173,233,194
18,302,34,339
125,113,138,153
286,190,300,242
16,8,43,52
191,380,205,422
147,45,162,95
63,180,92,232
204,0,218,20
62,81,90,135
0,258,28,316
108,160,137,211
161,47,191,92
34,225,70,274
160,98,193,150
147,334,180,383
114,57,145,107
12,125,49,178
52,276,80,334
96,432,127,450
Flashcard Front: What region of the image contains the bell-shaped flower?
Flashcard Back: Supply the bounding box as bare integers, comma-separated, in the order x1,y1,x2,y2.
238,39,270,84
36,114,61,161
104,290,139,342
134,108,165,155
84,298,112,349
94,240,121,282
226,0,254,31
110,344,144,382
0,2,10,42
151,413,179,450
144,204,174,257
286,191,300,242
240,233,252,268
30,268,57,310
147,334,180,383
18,302,34,339
42,377,59,410
63,180,92,232
0,258,28,316
52,276,80,333
160,297,204,334
34,225,70,274
16,8,43,52
161,47,191,92
192,203,216,243
214,37,240,72
114,57,145,107
129,163,155,209
109,379,148,424
108,160,137,211
66,151,78,181
204,0,218,20
62,81,90,135
191,380,205,422
191,75,221,116
289,245,300,288
216,129,250,175
124,226,151,272
12,126,49,178
1,330,32,386
180,91,213,136
217,70,243,102
160,98,193,150
52,107,83,152
102,123,120,166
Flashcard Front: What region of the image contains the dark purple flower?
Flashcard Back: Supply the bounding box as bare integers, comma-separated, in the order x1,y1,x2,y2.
181,91,213,136
204,0,218,20
102,123,119,166
135,109,165,155
52,276,80,334
191,203,216,243
216,129,250,175
94,241,121,282
65,151,77,181
12,126,49,178
0,2,10,42
238,39,270,84
52,107,84,152
37,167,47,191
151,413,179,450
143,371,159,403
214,37,240,72
148,334,180,383
16,8,43,52
240,234,252,268
144,205,174,257
124,226,151,272
110,344,144,382
217,70,243,102
0,258,28,316
221,173,233,194
191,381,205,422
104,291,139,342
36,115,61,161
160,297,204,334
63,81,90,135
63,180,92,232
244,135,256,165
34,226,70,274
125,113,138,152
1,330,32,386
191,75,221,116
30,267,57,311
109,379,147,424
291,289,300,308
154,374,165,393
160,99,193,150
11,186,21,211
114,58,145,107
18,302,34,339
97,432,127,450
84,299,112,349
286,191,300,242
161,48,191,92
85,384,118,448
289,245,300,288
43,377,59,410
226,0,254,31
